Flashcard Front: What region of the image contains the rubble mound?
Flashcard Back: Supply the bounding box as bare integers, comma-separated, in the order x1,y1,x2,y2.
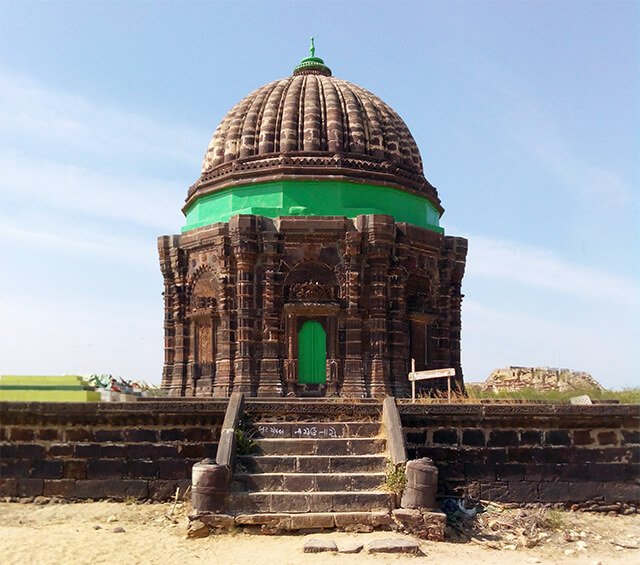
482,366,604,393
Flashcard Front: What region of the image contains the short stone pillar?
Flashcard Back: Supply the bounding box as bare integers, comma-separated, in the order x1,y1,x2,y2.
401,458,438,510
191,459,231,513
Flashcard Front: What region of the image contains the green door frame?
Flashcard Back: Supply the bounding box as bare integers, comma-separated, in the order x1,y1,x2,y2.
297,320,327,384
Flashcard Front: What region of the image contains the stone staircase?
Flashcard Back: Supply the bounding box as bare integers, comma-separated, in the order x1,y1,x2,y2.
228,419,396,518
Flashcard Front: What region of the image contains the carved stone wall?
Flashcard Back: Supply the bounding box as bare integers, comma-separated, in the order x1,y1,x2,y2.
158,214,467,398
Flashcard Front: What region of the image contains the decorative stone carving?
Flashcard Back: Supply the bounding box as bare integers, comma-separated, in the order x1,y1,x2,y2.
192,296,216,310
158,216,467,398
290,281,335,301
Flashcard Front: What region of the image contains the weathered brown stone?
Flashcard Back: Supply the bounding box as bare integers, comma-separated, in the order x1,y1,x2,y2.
0,478,18,497
333,512,373,528
421,510,446,542
289,513,334,529
195,513,235,528
597,431,619,446
366,538,421,554
186,519,210,539
18,478,43,497
337,542,364,554
73,479,148,500
234,513,291,527
43,479,76,498
303,538,338,553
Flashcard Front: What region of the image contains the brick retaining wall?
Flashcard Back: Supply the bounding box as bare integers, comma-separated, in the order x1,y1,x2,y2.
0,402,226,500
1,401,638,504
399,403,640,504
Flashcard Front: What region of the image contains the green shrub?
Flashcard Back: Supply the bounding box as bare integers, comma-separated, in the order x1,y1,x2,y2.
235,427,258,455
383,461,406,495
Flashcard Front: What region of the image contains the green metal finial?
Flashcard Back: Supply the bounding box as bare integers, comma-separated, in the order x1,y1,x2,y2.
293,36,332,76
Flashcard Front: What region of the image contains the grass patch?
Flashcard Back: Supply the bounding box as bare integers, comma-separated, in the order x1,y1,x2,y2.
540,509,566,530
235,421,258,455
465,385,640,404
383,461,406,495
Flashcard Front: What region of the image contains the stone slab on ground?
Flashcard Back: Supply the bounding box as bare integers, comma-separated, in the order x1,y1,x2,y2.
366,538,421,554
338,541,364,553
303,538,338,553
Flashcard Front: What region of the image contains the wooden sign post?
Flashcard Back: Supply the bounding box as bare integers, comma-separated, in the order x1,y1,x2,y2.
408,359,456,403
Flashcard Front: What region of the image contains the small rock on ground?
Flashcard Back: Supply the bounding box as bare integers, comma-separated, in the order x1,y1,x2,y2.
366,538,421,554
186,520,210,539
303,539,338,553
112,527,126,534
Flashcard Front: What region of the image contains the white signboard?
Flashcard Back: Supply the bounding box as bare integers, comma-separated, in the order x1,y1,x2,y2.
408,368,456,381
408,360,456,402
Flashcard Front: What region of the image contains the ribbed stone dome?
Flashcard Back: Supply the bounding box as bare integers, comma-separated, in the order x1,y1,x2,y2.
186,62,441,212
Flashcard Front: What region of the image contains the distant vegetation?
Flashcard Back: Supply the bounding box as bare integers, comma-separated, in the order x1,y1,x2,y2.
464,385,640,404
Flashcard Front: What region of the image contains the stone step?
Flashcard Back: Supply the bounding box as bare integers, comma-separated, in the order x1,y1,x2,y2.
226,491,396,514
196,511,394,531
237,454,387,474
250,422,381,439
232,472,385,492
252,437,386,456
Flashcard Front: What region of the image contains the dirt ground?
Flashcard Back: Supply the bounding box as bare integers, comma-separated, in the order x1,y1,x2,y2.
1,501,638,565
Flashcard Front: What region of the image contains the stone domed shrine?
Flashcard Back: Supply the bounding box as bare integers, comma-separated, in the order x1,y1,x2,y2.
158,42,467,398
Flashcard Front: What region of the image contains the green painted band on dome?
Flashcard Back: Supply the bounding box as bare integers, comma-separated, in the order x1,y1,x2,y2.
182,180,443,233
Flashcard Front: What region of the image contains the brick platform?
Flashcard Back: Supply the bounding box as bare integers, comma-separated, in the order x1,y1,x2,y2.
1,401,638,505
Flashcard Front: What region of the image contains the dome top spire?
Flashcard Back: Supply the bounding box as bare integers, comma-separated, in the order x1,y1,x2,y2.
293,36,332,76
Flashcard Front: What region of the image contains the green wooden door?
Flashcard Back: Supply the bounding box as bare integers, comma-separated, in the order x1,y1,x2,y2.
297,320,327,384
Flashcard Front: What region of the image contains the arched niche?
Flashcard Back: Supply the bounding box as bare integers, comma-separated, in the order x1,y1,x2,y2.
187,269,221,396
405,274,436,373
189,269,221,312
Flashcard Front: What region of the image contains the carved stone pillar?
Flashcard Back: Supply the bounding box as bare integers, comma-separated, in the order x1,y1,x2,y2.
161,285,177,394
213,277,233,397
230,216,258,395
341,229,366,397
284,309,297,395
258,253,283,396
172,285,190,397
389,270,410,397
158,236,187,397
360,215,393,398
368,259,391,397
186,315,197,396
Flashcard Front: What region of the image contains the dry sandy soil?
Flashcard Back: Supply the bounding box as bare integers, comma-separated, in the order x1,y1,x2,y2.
1,501,638,565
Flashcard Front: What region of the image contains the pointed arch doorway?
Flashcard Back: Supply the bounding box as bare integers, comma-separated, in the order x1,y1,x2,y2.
297,320,327,385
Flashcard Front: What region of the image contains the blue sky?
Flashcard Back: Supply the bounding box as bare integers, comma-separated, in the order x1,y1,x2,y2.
0,0,637,388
